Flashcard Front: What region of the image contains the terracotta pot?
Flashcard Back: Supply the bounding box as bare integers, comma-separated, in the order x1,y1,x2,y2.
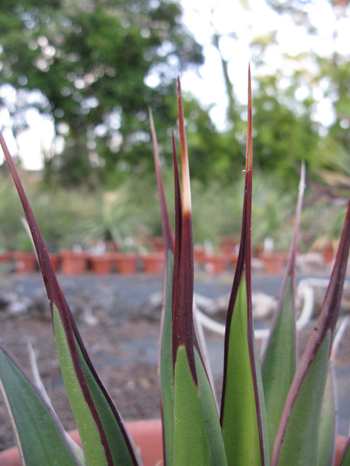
260,252,287,275
113,253,138,275
90,254,113,275
219,236,240,254
0,251,11,264
149,236,165,252
60,250,88,276
142,253,165,275
49,253,61,272
335,435,348,464
0,419,163,466
322,241,337,264
13,251,37,274
194,245,206,265
1,423,346,466
228,252,239,269
204,254,228,274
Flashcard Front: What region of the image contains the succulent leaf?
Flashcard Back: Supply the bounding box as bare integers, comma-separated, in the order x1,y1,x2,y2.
150,108,175,465
220,66,269,466
261,163,305,457
271,197,350,465
0,131,140,466
317,368,336,466
171,79,227,466
0,343,81,466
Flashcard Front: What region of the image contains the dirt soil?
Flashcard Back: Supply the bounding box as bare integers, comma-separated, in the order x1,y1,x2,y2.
1,272,350,452
0,313,163,452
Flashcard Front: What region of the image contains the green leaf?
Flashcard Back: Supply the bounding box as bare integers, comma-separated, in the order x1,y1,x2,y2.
53,305,109,466
221,278,265,466
273,331,331,466
261,163,304,459
261,275,296,458
317,367,336,466
53,305,140,466
74,333,140,466
271,197,350,466
159,250,175,466
173,345,227,466
220,68,269,466
0,344,81,466
0,130,140,466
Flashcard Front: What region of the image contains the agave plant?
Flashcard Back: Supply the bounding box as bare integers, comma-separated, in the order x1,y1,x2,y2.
1,70,350,466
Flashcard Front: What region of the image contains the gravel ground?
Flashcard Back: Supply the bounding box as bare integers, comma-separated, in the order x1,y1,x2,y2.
1,271,350,452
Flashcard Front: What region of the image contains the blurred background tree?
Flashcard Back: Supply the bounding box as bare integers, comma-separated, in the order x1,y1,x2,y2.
0,0,349,252
0,0,206,187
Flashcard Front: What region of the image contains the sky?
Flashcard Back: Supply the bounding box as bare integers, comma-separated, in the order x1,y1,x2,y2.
1,0,350,169
179,0,350,130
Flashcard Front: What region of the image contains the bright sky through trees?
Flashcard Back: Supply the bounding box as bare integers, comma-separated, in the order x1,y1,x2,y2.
179,0,350,130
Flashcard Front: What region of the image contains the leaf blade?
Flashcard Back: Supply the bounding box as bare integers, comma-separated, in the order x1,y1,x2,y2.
0,130,140,466
271,196,350,465
220,66,269,466
0,343,81,466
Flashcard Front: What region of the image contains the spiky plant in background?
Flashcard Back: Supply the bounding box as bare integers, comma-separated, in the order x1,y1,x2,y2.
0,69,350,465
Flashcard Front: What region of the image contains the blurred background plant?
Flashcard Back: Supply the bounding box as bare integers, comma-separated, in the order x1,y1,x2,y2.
0,0,349,255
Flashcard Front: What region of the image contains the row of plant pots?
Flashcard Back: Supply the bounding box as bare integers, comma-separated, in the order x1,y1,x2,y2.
0,249,291,276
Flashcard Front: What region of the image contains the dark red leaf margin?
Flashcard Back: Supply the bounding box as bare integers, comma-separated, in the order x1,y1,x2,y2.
171,78,200,384
220,66,266,465
0,131,139,466
270,196,350,465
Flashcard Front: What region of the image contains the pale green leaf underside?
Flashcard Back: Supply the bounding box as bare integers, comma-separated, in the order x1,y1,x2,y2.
317,368,336,466
76,341,139,466
262,275,296,459
53,305,108,466
160,250,175,466
173,345,227,466
275,330,331,466
222,278,262,466
0,346,80,466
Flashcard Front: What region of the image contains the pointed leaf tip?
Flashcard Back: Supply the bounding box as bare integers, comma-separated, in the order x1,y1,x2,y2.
149,108,175,253
176,78,191,216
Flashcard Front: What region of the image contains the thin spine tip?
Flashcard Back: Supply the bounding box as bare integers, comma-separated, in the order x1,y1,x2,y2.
177,78,191,215
299,161,306,194
246,66,253,173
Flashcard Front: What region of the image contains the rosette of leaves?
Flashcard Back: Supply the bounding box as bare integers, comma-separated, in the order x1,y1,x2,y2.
1,71,350,466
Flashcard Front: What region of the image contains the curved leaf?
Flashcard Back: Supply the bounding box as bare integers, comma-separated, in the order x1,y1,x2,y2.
261,163,305,457
0,343,81,466
220,66,269,466
317,367,336,466
271,196,350,466
172,79,227,466
0,131,140,466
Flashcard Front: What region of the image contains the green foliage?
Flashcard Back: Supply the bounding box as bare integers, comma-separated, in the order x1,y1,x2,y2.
0,0,204,186
1,81,350,466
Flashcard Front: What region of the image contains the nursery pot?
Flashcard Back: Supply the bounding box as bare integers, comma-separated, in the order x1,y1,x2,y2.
13,251,37,274
204,254,228,274
0,251,11,265
194,245,206,265
90,254,113,275
260,251,287,275
149,236,165,252
60,250,88,276
219,235,240,254
113,253,138,275
142,252,165,275
0,419,163,466
49,253,61,272
0,427,346,466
